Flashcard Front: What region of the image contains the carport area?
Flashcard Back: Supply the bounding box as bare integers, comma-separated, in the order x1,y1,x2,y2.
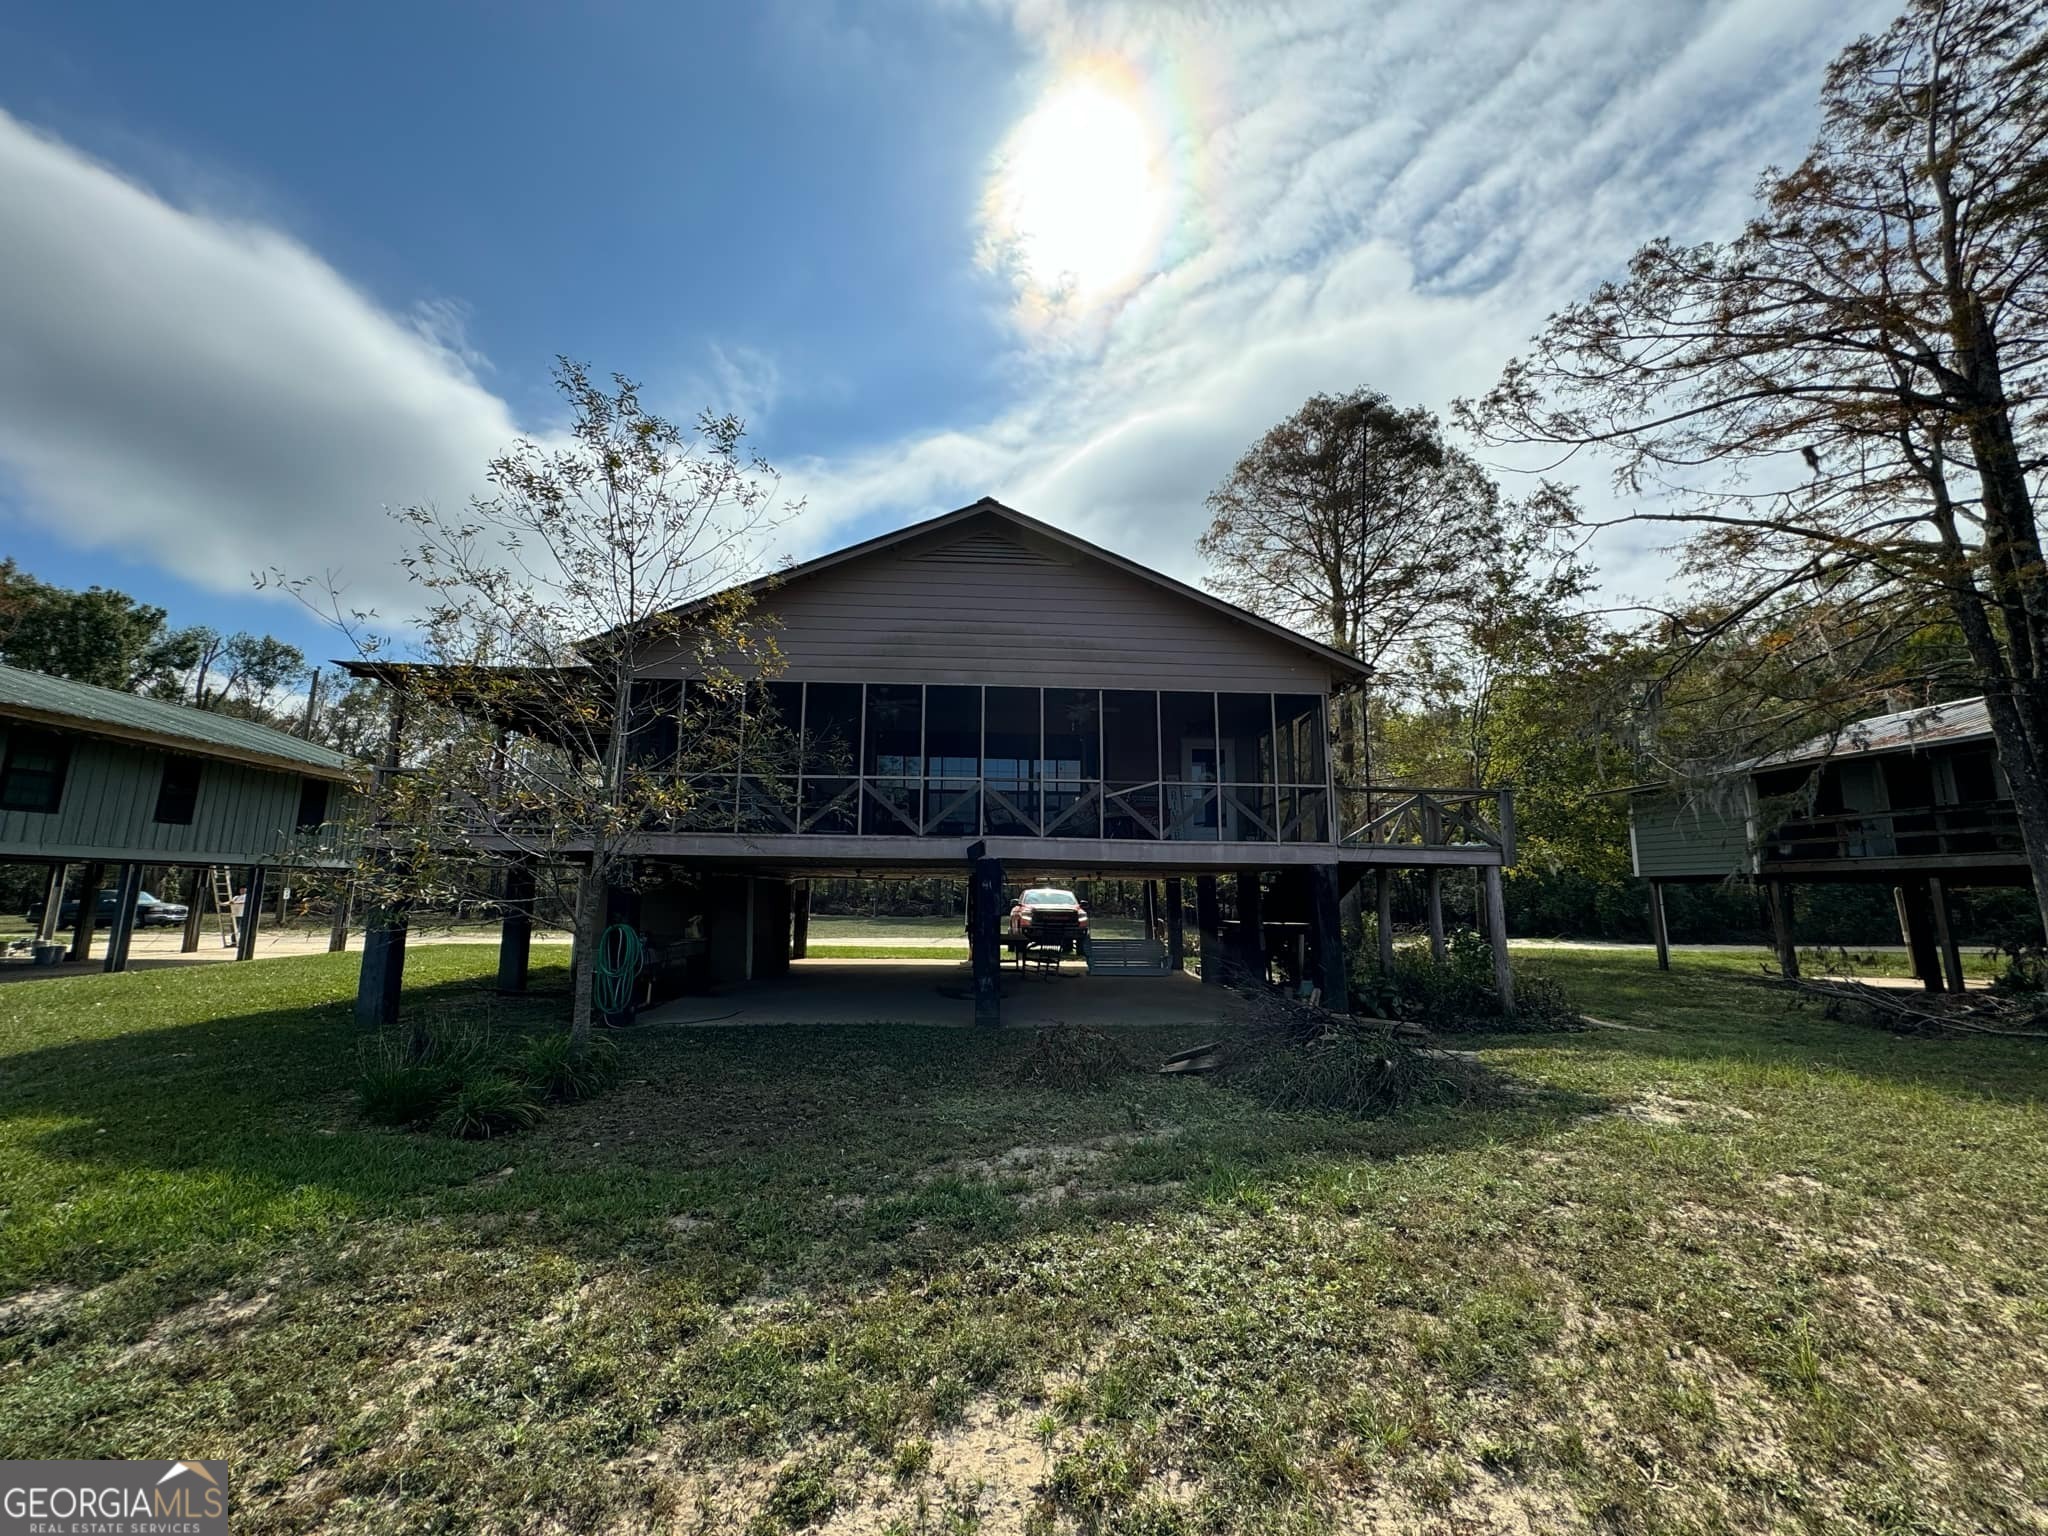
637,956,1260,1030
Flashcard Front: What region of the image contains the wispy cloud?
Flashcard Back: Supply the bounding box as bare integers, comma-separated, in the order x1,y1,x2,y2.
0,107,518,614
0,0,1900,626
778,0,1900,603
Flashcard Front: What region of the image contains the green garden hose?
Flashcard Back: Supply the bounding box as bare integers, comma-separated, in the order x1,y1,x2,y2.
593,922,644,1020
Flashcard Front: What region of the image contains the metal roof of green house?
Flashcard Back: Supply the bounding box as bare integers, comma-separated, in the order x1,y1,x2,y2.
0,663,362,780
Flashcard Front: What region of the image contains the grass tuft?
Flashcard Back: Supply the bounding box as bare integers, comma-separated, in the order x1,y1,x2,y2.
1015,1024,1135,1091
433,1072,544,1139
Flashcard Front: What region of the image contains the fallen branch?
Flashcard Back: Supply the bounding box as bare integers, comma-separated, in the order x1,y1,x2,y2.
1784,976,2048,1039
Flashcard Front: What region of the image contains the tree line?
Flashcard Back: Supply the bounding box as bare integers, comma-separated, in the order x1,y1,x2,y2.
1198,0,2048,948
0,558,385,756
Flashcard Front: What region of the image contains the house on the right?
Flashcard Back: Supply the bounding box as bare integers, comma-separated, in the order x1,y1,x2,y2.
1627,696,2026,991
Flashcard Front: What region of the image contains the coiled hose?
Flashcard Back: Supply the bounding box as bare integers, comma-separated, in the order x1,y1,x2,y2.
593,922,644,1021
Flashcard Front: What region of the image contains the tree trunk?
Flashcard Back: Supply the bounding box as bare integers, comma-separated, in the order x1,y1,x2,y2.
569,865,605,1052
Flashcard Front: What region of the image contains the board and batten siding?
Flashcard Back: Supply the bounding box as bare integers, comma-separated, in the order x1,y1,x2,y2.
638,520,1342,693
0,722,349,866
1629,790,1755,879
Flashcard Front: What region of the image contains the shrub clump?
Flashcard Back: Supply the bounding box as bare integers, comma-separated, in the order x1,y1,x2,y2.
1352,929,1582,1034
356,1024,613,1137
518,1030,619,1102
434,1073,544,1140
1015,1024,1136,1091
357,1059,457,1129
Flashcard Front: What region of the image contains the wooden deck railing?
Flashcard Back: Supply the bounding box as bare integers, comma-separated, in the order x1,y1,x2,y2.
1762,798,2022,864
1338,786,1515,862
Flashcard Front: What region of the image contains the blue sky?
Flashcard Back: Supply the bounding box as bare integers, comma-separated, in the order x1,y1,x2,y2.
0,0,1896,659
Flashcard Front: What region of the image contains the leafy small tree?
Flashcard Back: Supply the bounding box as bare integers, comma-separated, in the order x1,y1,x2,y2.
179,628,309,716
275,360,790,1050
0,559,202,692
1198,390,1505,793
1460,0,2048,934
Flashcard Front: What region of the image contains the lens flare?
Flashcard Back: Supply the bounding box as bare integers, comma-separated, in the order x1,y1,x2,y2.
982,60,1171,318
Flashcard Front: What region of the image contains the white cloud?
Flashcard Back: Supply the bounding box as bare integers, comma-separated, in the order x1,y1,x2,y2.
0,0,1903,630
776,0,1902,610
0,107,520,615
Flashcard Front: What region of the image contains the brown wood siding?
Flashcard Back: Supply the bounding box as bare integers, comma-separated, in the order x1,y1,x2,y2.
638,521,1341,692
0,722,353,866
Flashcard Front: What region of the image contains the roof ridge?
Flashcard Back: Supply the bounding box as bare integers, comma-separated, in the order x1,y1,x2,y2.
0,661,359,777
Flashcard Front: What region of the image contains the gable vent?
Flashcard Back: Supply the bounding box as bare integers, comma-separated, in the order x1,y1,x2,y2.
913,530,1059,567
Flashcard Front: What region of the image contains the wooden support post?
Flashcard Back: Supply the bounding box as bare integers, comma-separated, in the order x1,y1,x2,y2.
356,699,411,1035
1768,879,1800,979
181,867,206,953
1647,879,1671,972
497,859,535,995
970,854,1003,1026
1482,863,1514,1012
1196,875,1222,984
791,880,810,960
1375,868,1395,974
1425,868,1446,962
1236,872,1265,984
1896,880,1943,993
355,907,410,1031
1309,863,1347,1011
236,866,267,961
35,863,65,944
1928,877,1965,994
328,881,352,953
68,862,103,962
1165,877,1185,970
102,861,144,973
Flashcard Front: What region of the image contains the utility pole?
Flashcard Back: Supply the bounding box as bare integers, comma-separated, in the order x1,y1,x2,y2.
300,667,323,740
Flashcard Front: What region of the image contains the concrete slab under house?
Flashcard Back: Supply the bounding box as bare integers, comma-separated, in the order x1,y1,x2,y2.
346,498,1520,1027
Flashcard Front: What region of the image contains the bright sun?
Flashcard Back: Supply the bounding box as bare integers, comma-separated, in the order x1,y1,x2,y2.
983,68,1167,312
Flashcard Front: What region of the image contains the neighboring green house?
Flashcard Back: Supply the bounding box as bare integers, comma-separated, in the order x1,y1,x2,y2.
1628,696,2022,990
0,662,363,970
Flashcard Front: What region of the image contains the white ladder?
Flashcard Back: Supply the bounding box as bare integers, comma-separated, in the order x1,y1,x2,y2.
209,866,238,948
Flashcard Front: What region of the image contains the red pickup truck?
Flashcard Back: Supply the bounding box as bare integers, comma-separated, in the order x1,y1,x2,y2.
1006,887,1089,958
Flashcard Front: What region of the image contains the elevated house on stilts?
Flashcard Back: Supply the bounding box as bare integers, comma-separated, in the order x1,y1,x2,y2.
1628,696,2029,990
347,500,1518,1027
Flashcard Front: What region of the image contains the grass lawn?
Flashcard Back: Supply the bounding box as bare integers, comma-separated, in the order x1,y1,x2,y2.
2,949,2044,1533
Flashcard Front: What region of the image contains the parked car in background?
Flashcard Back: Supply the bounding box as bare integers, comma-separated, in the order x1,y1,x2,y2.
24,889,190,930
1005,887,1088,958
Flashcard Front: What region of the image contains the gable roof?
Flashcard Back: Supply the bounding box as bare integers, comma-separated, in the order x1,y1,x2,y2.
672,498,1373,684
0,663,362,781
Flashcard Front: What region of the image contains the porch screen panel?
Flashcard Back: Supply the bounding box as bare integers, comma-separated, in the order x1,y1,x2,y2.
623,679,681,768
985,686,1041,836
862,684,923,833
924,685,981,835
1161,691,1217,840
738,681,802,832
1043,688,1100,838
799,682,861,833
676,678,741,829
1276,694,1327,842
1102,689,1160,839
1217,692,1277,842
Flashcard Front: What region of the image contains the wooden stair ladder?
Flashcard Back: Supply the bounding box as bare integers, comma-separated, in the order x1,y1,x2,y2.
209,866,238,948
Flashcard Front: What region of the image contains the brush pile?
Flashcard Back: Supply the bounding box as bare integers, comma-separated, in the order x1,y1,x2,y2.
1788,976,2048,1039
1198,989,1485,1116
